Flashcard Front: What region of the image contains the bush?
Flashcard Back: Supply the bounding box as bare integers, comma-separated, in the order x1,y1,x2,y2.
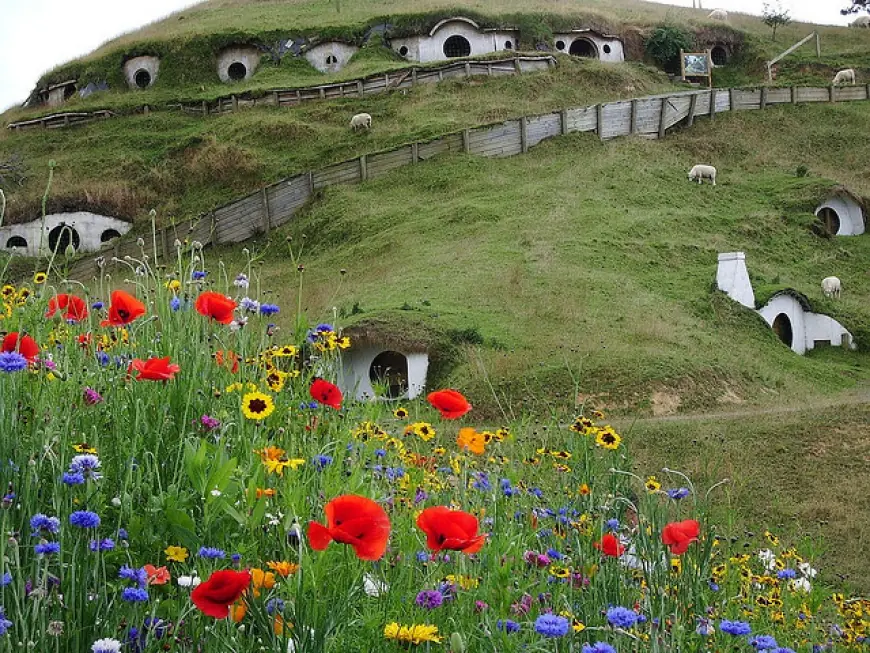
645,26,693,73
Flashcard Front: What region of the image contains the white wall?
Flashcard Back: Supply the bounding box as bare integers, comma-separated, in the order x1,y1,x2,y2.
757,293,854,354
216,46,261,83
391,20,519,63
716,251,755,308
815,195,865,236
123,56,160,89
304,42,359,73
552,33,625,63
340,346,429,401
0,212,132,257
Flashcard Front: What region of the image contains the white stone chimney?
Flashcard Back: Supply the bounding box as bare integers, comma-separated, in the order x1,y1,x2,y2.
717,252,755,309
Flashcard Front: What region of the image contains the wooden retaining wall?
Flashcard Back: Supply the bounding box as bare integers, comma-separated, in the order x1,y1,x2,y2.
7,56,555,131
63,83,870,279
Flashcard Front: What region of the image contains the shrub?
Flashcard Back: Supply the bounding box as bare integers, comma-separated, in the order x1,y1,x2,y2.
645,26,693,73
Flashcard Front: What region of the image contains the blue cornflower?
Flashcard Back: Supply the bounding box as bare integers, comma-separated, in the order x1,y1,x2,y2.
96,351,110,366
666,487,691,500
89,538,115,552
198,546,225,559
0,352,27,373
91,301,104,310
70,454,102,478
231,553,242,566
709,581,720,592
0,573,11,586
750,635,779,650
472,472,491,491
30,514,61,535
496,619,521,633
416,551,429,562
119,565,148,588
0,608,11,636
772,649,797,653
500,478,517,497
69,510,101,528
266,598,286,614
385,467,405,481
374,449,386,458
170,296,181,312
546,548,563,560
313,455,333,470
534,614,570,638
605,518,620,531
117,528,128,540
415,590,444,609
719,620,752,636
259,303,280,316
240,297,260,313
777,569,797,580
34,542,60,555
582,644,617,653
192,271,207,280
62,472,85,485
606,606,640,629
528,487,544,498
121,587,149,602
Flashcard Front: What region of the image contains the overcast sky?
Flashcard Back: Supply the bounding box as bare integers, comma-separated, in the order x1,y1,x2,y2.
0,0,856,112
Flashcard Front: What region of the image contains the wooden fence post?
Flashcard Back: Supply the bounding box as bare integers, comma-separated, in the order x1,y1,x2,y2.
487,63,493,76
385,73,390,88
296,89,302,104
630,99,638,135
202,100,208,116
791,86,797,104
709,89,716,120
260,188,271,233
160,227,169,262
514,59,522,74
597,104,604,140
272,91,279,106
520,117,528,153
232,95,238,112
462,129,471,153
357,81,363,97
465,62,471,77
760,87,768,110
412,142,419,163
657,99,668,139
866,83,870,100
411,68,418,85
308,171,315,194
560,108,569,136
319,87,326,99
829,85,835,103
438,69,443,81
359,154,368,182
687,94,698,127
729,89,735,112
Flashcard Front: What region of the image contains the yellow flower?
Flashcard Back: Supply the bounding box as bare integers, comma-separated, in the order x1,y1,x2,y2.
241,391,275,420
383,622,442,645
0,285,15,300
265,368,288,392
272,344,298,358
33,272,47,284
164,279,181,292
645,476,661,492
73,442,97,454
764,530,780,547
164,545,189,562
671,558,682,574
250,568,277,597
569,416,594,434
578,483,591,496
595,426,621,450
592,409,605,419
267,560,299,577
456,427,486,455
393,406,409,419
549,565,571,579
443,574,480,590
405,422,436,442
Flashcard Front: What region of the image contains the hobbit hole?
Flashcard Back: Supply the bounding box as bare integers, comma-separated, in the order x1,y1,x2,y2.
228,62,247,81
711,46,728,66
134,69,151,89
369,351,410,399
443,35,472,58
100,229,122,242
48,225,80,254
569,38,597,58
772,314,793,348
5,237,26,249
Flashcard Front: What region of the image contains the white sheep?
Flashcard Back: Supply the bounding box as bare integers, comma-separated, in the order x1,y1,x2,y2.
688,164,717,186
832,68,856,86
822,276,842,299
851,15,870,27
708,9,728,20
350,112,372,131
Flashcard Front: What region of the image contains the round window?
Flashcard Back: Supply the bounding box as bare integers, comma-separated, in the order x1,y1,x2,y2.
326,54,338,65
603,44,612,54
228,62,247,81
443,35,471,58
555,40,566,50
134,69,152,89
505,40,513,49
399,45,409,56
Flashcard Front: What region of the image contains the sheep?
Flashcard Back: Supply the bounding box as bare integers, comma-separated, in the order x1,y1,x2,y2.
851,15,870,27
350,112,372,131
708,9,728,20
821,276,842,299
832,68,856,86
688,164,717,186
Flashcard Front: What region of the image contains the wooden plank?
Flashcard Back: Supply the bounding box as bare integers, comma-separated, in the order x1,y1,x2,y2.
260,188,271,233
412,142,419,163
597,104,604,140
630,99,639,134
359,154,368,182
710,89,716,120
687,93,697,126
561,108,568,136
760,87,768,110
520,116,528,153
462,129,470,153
658,98,667,139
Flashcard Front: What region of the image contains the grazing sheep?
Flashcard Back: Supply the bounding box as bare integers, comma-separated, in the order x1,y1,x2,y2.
832,68,856,86
851,15,870,27
822,276,842,299
350,112,372,131
708,9,728,20
688,164,717,186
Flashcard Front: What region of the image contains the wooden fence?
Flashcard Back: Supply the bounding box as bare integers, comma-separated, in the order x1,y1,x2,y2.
64,82,870,280
7,55,555,131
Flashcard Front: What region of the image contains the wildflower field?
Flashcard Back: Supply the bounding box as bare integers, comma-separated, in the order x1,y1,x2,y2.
0,245,867,653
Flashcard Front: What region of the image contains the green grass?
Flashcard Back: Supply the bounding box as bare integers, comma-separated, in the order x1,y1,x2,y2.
206,99,870,417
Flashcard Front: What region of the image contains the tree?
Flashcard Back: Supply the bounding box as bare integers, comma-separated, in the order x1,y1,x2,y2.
842,0,869,15
762,2,791,41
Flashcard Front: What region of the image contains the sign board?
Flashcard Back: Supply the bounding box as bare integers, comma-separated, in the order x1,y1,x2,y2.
680,50,713,88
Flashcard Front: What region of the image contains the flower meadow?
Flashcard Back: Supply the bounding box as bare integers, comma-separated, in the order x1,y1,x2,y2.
0,243,867,653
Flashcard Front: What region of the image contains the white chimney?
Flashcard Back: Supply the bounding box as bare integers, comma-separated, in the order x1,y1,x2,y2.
717,252,755,309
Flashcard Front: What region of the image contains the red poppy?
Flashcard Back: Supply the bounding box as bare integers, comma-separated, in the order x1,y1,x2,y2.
101,290,146,327
308,494,391,561
143,564,171,586
45,293,88,323
661,519,700,555
593,533,625,557
310,378,342,410
195,291,237,325
416,506,486,554
1,332,39,362
130,357,180,381
191,569,251,618
427,389,471,419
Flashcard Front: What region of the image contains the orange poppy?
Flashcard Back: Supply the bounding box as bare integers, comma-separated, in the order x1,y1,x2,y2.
45,293,88,323
101,290,146,327
143,564,171,585
130,357,180,381
593,533,625,557
308,494,391,561
1,332,39,362
427,389,472,419
310,378,342,410
662,520,700,555
456,427,486,455
416,506,486,554
195,291,237,325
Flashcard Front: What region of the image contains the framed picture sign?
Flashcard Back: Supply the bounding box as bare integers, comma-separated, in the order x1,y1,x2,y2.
680,49,713,88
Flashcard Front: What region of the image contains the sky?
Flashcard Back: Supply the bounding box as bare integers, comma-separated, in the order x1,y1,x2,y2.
0,0,857,112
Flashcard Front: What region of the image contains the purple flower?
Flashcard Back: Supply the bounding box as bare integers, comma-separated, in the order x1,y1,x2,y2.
415,590,444,609
496,619,521,633
259,304,280,316
198,546,225,559
720,620,752,636
605,518,620,531
0,608,11,636
34,541,60,555
70,454,102,479
0,352,27,373
192,271,207,281
313,455,333,470
534,614,569,637
583,644,617,653
200,415,220,430
170,297,182,312
62,472,85,486
69,511,100,529
30,514,60,535
0,573,11,586
750,635,779,650
666,487,691,500
240,297,260,313
121,587,149,602
119,566,148,588
777,569,796,580
606,606,640,629
89,538,115,552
